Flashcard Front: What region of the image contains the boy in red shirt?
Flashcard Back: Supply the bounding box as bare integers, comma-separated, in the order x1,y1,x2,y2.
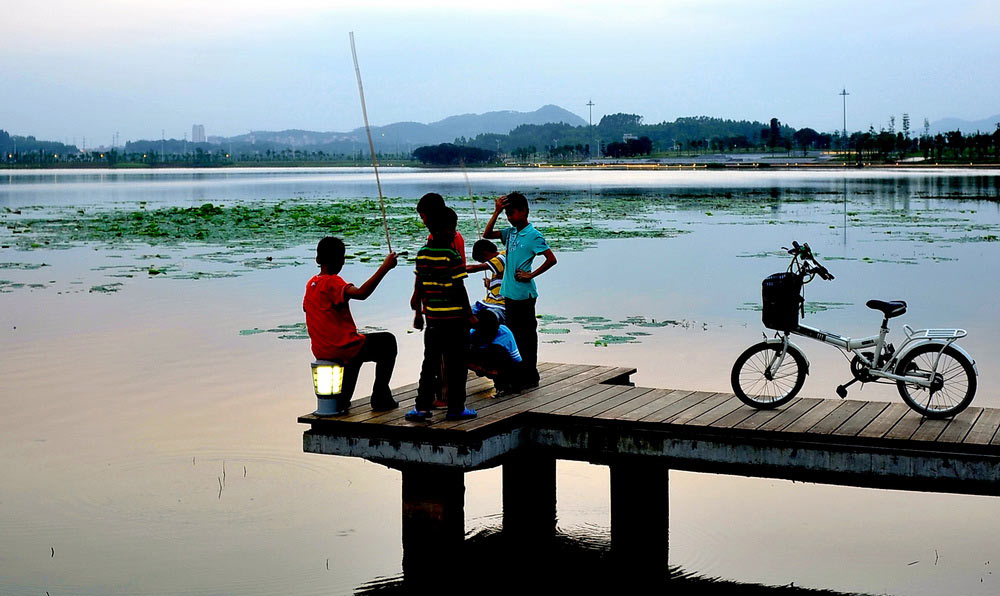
304,237,398,414
416,192,466,263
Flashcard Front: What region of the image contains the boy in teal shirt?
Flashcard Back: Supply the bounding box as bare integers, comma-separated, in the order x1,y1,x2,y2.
483,192,557,389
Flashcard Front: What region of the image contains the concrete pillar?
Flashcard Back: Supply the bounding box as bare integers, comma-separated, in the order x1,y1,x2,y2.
400,465,465,582
502,454,557,540
610,460,669,584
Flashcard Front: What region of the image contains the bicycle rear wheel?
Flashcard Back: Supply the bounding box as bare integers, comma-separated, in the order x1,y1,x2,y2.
895,344,976,418
731,342,807,409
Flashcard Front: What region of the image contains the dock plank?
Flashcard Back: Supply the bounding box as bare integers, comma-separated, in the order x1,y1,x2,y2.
712,403,763,429
640,391,716,424
529,382,637,416
883,411,927,441
685,395,747,427
553,384,649,417
779,399,843,434
965,409,1000,445
449,368,633,431
605,388,676,421
420,363,595,430
756,399,821,432
593,387,672,420
613,389,687,422
910,416,953,443
807,400,867,435
855,403,911,439
731,406,786,431
830,401,889,437
547,383,629,416
936,407,983,444
663,393,728,425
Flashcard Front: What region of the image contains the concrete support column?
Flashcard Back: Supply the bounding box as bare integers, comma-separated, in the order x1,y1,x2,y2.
502,454,557,540
400,465,465,581
610,460,669,584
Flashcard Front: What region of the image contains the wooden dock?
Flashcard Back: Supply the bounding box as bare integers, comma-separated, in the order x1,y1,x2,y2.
299,361,1000,583
300,361,1000,494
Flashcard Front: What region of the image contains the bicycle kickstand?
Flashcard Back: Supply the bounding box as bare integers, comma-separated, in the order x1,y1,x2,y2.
835,378,860,398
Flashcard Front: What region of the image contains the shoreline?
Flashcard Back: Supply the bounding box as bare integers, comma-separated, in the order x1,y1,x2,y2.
509,161,1000,171
3,160,1000,172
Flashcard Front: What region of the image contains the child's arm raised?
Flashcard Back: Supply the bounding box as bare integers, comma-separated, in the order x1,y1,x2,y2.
466,262,490,273
344,252,397,300
481,195,506,240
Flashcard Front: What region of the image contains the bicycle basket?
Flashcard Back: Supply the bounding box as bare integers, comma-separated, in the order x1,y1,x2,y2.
761,272,803,331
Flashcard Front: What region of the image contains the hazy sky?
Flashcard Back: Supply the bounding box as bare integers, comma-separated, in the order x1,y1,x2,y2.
4,0,998,145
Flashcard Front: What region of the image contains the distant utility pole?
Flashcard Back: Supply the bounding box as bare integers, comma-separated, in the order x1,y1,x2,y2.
839,87,850,141
587,99,595,158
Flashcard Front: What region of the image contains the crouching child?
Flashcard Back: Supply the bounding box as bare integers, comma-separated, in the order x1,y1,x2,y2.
467,310,521,396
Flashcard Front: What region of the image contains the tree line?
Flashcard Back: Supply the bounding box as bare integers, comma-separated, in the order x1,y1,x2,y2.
447,114,1000,163
7,117,1000,168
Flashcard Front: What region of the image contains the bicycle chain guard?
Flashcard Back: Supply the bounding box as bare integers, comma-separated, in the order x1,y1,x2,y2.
850,353,875,383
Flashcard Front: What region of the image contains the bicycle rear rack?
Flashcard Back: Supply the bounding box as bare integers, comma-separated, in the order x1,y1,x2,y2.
902,325,967,341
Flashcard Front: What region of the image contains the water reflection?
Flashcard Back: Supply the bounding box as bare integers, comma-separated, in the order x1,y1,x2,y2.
355,527,871,595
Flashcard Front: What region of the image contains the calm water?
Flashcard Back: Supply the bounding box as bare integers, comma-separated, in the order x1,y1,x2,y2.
2,167,1000,595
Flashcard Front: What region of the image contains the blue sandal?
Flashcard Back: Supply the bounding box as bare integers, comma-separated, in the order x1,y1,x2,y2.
445,408,477,421
404,409,432,422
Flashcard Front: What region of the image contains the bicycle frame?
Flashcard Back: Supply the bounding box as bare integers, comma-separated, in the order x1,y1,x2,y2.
772,322,974,388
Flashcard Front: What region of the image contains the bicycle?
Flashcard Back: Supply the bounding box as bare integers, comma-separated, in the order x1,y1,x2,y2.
731,241,979,419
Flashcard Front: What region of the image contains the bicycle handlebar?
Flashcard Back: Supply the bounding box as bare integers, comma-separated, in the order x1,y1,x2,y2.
785,240,835,281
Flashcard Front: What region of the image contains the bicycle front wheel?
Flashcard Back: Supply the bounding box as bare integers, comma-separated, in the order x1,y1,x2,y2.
731,342,807,409
895,344,977,418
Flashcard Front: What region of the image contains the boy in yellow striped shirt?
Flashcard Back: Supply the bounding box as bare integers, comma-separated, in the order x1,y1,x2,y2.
407,207,477,421
466,239,506,324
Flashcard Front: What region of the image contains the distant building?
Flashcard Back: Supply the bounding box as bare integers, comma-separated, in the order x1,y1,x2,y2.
623,133,638,142
192,124,206,144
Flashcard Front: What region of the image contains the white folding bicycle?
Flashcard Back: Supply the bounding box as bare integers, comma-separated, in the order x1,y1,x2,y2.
731,241,979,419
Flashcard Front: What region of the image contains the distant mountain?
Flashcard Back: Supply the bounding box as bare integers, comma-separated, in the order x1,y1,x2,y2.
928,114,1000,136
413,104,587,142
220,105,586,151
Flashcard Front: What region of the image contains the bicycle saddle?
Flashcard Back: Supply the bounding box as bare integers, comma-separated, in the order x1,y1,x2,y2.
866,300,907,318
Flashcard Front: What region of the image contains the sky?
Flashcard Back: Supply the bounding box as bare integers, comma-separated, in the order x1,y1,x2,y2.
3,0,998,146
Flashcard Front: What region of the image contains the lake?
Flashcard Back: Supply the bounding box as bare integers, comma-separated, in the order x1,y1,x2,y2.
2,167,999,595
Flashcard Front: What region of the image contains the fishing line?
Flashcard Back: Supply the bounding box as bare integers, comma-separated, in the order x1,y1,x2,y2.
349,31,392,252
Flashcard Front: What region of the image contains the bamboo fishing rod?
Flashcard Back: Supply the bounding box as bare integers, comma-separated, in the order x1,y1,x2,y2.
349,32,392,253
459,158,482,237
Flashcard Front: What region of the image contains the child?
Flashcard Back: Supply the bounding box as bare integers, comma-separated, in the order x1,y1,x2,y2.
413,192,466,407
416,192,466,264
406,207,477,421
466,238,506,324
467,310,521,395
482,192,557,389
303,237,398,414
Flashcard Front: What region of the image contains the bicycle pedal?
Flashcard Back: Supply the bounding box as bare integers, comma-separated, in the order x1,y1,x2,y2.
835,385,848,398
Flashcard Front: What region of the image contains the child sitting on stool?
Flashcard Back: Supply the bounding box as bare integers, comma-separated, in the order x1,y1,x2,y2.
303,237,398,414
468,310,521,396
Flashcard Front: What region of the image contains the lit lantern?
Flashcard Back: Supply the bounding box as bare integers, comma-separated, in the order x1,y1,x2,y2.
311,360,346,416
